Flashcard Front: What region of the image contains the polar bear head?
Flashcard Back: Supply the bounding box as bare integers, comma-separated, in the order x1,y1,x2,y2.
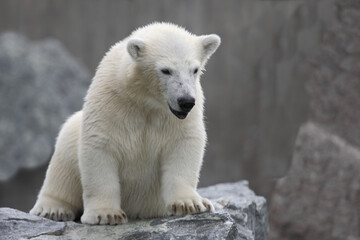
126,22,220,119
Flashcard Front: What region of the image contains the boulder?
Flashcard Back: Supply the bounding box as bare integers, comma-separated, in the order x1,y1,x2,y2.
307,0,360,147
270,0,360,239
0,32,90,181
270,123,360,240
0,181,268,240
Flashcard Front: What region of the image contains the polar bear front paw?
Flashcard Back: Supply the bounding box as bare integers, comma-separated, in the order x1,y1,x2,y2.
81,208,128,225
30,202,76,221
167,197,214,216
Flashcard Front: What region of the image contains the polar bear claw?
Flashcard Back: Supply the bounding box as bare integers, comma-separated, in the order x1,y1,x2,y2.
81,208,127,225
168,197,214,216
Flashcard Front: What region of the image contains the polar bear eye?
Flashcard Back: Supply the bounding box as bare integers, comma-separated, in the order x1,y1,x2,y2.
193,68,199,74
161,69,172,75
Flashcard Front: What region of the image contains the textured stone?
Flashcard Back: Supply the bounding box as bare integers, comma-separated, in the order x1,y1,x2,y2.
0,207,66,240
199,181,268,240
0,181,268,240
270,123,360,240
307,0,360,148
270,1,360,239
0,32,90,181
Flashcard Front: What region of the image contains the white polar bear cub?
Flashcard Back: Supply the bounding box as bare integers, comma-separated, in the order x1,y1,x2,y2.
30,22,221,225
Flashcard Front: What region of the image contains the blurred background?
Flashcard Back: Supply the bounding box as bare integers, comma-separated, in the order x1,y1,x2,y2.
1,1,359,239
0,0,333,209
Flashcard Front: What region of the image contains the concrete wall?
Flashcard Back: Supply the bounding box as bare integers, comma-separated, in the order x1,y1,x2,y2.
0,0,335,208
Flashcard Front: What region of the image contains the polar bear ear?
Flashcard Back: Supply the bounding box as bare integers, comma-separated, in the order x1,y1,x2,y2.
199,34,221,62
127,39,146,60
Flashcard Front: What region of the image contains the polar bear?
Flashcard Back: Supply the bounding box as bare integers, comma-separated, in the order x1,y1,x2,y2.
30,22,221,225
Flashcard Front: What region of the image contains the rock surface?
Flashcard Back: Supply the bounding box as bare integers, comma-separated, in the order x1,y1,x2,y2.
0,181,268,240
307,0,360,148
0,32,90,181
270,123,360,240
270,0,360,239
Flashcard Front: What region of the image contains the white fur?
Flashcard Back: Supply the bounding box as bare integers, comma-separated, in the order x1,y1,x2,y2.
30,22,220,225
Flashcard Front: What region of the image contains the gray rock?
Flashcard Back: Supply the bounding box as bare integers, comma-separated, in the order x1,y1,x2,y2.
0,32,90,181
198,182,268,240
0,207,65,240
0,181,268,240
270,1,360,239
307,0,360,148
269,122,360,240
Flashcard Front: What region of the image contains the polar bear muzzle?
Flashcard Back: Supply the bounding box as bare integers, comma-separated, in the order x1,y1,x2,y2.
168,105,188,119
168,95,195,119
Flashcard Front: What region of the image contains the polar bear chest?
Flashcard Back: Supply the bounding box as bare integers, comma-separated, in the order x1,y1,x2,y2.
110,113,179,181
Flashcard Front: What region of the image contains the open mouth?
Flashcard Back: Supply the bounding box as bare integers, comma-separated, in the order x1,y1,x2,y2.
168,105,188,119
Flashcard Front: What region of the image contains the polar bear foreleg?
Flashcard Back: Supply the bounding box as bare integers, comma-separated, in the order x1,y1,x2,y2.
79,146,127,225
161,136,214,216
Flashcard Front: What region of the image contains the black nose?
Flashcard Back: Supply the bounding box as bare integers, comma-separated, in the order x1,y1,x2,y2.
178,96,195,113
